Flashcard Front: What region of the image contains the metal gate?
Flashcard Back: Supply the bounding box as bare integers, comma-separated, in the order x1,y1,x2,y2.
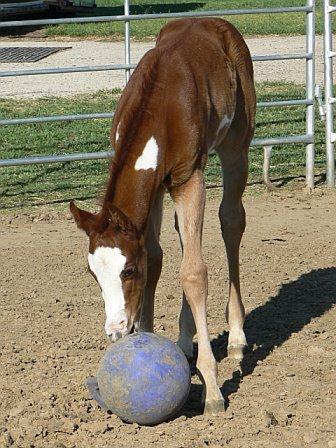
0,1,317,188
324,0,336,187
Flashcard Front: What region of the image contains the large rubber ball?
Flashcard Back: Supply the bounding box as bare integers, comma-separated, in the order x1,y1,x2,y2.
97,332,191,425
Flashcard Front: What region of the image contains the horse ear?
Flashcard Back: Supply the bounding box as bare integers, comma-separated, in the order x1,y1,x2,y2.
109,205,139,239
69,201,98,236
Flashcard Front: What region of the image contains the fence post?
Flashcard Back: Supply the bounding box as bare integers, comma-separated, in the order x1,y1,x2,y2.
124,0,131,83
324,0,336,187
306,0,315,190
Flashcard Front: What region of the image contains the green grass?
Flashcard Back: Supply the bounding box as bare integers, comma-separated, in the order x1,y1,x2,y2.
0,82,326,210
45,0,328,39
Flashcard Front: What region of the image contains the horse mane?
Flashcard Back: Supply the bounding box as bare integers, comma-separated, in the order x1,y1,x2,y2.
102,48,162,209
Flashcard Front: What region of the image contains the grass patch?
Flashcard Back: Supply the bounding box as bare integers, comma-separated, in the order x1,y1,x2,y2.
44,0,327,39
0,82,326,210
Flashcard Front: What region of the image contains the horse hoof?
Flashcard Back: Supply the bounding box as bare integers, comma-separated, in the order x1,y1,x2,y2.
204,399,225,415
227,344,246,361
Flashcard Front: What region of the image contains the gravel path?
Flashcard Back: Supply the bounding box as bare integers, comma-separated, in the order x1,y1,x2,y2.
0,35,327,99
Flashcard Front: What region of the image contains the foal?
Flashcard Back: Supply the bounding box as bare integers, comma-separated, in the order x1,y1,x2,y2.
70,17,256,413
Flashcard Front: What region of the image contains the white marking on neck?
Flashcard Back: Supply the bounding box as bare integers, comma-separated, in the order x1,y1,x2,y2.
134,136,159,171
88,247,127,335
115,122,121,142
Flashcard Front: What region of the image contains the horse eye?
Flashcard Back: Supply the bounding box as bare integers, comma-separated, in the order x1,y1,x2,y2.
121,266,136,279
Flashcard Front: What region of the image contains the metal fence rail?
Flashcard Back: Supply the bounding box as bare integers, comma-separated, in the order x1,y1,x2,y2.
0,1,317,188
0,6,313,28
324,0,336,187
0,134,314,168
0,53,313,78
0,99,314,127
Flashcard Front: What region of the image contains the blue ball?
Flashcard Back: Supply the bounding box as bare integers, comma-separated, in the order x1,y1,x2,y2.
97,332,191,425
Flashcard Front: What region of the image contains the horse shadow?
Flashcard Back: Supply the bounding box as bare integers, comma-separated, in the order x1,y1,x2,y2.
182,267,336,415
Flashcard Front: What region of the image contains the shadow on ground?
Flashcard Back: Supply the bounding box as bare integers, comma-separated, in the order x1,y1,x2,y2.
92,2,205,16
0,3,204,37
2,172,328,210
182,267,336,415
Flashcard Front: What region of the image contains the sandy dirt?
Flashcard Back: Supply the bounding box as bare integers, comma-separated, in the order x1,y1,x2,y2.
0,187,335,448
0,35,328,98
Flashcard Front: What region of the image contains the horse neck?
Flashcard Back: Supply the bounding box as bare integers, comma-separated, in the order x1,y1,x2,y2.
103,52,164,232
103,147,162,233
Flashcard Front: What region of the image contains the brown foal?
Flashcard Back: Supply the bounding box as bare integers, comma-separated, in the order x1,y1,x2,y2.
70,17,256,414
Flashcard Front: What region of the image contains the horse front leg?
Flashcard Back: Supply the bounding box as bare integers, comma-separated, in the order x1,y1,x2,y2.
135,187,164,333
172,170,224,414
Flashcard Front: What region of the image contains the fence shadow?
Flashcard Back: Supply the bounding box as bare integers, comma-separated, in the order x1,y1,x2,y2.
182,267,336,414
0,9,67,37
91,3,205,16
0,2,204,37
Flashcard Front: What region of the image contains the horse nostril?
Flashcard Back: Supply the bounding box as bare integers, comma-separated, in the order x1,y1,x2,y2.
109,331,123,343
106,319,129,342
115,331,123,340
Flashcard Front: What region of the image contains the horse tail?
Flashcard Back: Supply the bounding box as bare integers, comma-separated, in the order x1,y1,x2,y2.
218,19,257,134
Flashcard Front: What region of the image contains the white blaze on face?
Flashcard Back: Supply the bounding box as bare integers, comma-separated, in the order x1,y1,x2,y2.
88,246,127,335
134,136,159,171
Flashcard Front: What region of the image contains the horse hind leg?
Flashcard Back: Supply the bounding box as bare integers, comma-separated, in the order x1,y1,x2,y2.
217,141,249,361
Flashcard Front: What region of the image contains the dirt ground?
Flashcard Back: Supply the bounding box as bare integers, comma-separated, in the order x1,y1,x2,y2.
0,35,328,98
0,187,336,448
